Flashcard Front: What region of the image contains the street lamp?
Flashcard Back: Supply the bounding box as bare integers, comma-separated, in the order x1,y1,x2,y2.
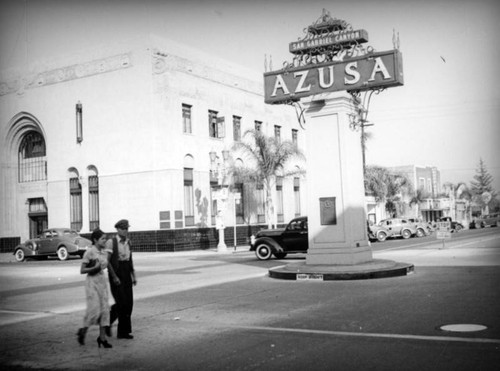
210,149,230,253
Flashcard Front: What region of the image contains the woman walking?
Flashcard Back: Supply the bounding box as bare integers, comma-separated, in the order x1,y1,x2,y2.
77,228,116,348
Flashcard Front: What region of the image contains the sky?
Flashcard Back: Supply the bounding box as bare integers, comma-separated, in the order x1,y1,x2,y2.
1,0,500,192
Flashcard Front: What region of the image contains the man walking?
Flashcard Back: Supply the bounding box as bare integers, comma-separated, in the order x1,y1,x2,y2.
106,219,137,339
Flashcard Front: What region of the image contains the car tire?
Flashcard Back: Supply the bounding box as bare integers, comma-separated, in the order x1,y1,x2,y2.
455,224,462,232
57,246,69,261
274,252,287,259
14,249,25,262
255,243,273,260
402,229,411,239
416,228,425,238
377,231,387,242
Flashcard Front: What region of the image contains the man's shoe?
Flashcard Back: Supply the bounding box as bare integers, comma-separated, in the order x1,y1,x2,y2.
117,334,134,339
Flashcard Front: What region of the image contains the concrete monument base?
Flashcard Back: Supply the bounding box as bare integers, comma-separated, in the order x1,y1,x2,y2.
269,259,414,280
267,93,413,280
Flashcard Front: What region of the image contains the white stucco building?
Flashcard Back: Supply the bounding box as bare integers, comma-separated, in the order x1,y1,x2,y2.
0,35,306,251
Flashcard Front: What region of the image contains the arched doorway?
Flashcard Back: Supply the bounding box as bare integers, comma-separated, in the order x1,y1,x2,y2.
4,112,48,239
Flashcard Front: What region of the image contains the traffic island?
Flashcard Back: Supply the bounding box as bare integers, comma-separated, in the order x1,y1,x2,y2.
269,259,414,281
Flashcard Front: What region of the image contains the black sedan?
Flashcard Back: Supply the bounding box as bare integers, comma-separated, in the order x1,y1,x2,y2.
250,216,308,260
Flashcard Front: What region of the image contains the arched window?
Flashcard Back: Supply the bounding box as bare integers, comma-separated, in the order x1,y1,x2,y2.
88,166,100,230
18,131,47,182
68,169,82,231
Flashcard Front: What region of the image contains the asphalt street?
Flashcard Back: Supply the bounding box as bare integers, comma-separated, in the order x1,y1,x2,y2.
0,228,499,370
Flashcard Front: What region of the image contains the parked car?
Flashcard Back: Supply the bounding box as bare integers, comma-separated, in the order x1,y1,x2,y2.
377,218,417,239
437,216,464,232
367,221,392,242
250,216,308,260
14,228,91,262
407,218,432,237
471,214,500,229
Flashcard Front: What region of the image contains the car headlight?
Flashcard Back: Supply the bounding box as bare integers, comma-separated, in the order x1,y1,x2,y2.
250,235,256,245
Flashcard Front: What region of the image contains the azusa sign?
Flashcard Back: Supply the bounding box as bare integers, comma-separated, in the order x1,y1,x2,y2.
264,50,403,104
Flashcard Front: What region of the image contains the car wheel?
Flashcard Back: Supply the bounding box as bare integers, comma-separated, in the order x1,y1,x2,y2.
57,246,69,261
377,231,387,242
455,224,462,232
14,249,25,262
255,243,273,260
402,229,411,239
416,228,425,238
274,252,287,259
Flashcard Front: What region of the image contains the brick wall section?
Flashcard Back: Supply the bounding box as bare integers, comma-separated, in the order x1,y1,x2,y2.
0,237,21,253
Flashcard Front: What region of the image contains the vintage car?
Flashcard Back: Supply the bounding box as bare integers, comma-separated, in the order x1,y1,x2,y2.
471,214,500,229
14,228,92,262
377,218,417,239
367,221,392,242
408,218,433,236
250,216,308,260
437,216,464,232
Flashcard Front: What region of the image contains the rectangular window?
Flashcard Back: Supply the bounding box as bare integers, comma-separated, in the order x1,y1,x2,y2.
255,120,262,132
234,183,244,224
88,175,99,230
182,104,192,134
294,177,301,217
210,182,218,225
233,115,241,141
70,177,83,231
184,168,195,226
257,184,265,224
274,125,281,143
292,129,298,146
209,110,225,138
276,177,284,223
427,178,432,193
419,177,425,190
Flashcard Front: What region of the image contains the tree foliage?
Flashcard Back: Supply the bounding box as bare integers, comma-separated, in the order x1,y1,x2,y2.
470,158,497,211
231,129,305,228
364,165,413,217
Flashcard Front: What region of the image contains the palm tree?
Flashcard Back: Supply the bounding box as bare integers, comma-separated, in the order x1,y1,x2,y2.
361,127,372,176
231,129,305,229
364,165,413,218
409,188,429,218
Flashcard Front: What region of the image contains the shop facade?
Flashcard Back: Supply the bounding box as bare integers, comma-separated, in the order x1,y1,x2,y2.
0,36,305,252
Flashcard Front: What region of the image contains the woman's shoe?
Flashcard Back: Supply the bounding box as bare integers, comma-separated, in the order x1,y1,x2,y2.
77,328,87,345
97,337,112,348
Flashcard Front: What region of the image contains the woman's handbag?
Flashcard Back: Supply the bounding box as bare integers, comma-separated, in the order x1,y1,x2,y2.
86,258,100,275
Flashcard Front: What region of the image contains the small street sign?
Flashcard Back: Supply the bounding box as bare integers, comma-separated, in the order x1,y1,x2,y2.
436,221,452,239
297,273,324,281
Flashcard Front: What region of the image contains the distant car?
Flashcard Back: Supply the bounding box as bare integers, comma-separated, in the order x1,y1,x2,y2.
14,228,91,262
407,218,433,237
377,218,417,239
367,221,392,242
437,216,464,232
471,214,500,229
250,216,308,260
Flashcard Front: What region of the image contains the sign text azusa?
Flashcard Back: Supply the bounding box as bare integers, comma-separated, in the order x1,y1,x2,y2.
264,50,403,104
